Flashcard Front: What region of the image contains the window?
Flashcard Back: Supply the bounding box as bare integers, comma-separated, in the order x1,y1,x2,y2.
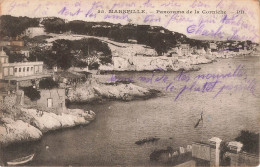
3,68,8,76
31,67,33,71
39,66,43,73
14,68,17,72
9,68,13,75
23,67,25,72
27,67,29,71
35,66,39,73
19,68,21,72
47,98,53,108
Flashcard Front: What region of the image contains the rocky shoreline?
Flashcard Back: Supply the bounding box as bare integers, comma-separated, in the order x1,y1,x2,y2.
99,55,211,72
0,105,95,147
67,81,161,103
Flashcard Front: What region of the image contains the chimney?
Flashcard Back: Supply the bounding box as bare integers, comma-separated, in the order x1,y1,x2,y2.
209,137,222,167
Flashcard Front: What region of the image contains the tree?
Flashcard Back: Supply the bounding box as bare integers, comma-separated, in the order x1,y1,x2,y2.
235,130,259,154
52,39,73,70
39,78,58,89
150,33,167,56
3,47,25,63
22,86,41,101
0,15,39,37
8,53,25,63
219,141,230,166
67,20,86,34
88,62,100,70
29,48,56,69
71,38,112,66
41,17,66,33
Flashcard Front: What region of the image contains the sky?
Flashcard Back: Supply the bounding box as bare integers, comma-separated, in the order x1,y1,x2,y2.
1,0,260,42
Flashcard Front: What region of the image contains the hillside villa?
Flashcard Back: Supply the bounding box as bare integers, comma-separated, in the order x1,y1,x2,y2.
0,48,51,92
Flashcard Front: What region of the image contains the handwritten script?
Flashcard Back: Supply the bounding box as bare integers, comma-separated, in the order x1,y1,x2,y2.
108,64,257,101
3,0,259,43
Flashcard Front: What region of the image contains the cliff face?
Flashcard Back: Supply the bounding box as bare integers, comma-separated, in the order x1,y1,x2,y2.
100,55,213,71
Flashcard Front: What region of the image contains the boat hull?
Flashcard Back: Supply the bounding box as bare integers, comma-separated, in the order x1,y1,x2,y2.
7,154,34,166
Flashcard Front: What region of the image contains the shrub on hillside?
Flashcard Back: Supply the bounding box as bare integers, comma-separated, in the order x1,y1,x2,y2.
22,86,41,101
235,130,259,154
39,78,58,89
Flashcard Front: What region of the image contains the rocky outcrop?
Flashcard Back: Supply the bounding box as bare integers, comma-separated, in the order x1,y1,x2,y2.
67,84,99,103
67,82,159,102
93,83,150,100
0,107,96,146
0,118,42,146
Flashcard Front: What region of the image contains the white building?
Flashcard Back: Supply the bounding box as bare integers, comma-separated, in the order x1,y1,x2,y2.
180,44,190,56
0,48,44,80
24,27,46,38
210,43,217,49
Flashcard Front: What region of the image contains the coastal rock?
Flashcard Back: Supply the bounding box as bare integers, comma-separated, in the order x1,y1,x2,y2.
20,108,94,130
67,84,98,103
0,120,42,146
67,82,154,103
189,55,213,65
93,83,150,100
100,55,210,72
0,105,96,146
49,113,77,127
1,117,15,124
67,109,96,121
20,108,61,132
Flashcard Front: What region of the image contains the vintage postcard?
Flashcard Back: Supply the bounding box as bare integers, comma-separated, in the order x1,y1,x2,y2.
0,0,259,166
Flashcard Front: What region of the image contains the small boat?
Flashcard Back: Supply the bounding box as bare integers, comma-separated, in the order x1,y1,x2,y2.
135,137,160,145
7,154,34,166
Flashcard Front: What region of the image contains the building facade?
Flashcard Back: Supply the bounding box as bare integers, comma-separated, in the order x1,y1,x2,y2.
0,48,44,80
0,39,24,47
37,88,66,112
10,40,24,47
179,44,190,56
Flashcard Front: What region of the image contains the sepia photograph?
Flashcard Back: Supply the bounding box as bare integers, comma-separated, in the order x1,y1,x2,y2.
0,0,259,166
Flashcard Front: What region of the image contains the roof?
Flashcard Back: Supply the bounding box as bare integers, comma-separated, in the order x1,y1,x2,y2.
6,45,29,51
228,141,243,148
55,71,85,79
77,71,92,77
0,48,8,57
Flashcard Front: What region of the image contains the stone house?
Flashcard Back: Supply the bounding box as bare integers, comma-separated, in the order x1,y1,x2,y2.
36,88,66,112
